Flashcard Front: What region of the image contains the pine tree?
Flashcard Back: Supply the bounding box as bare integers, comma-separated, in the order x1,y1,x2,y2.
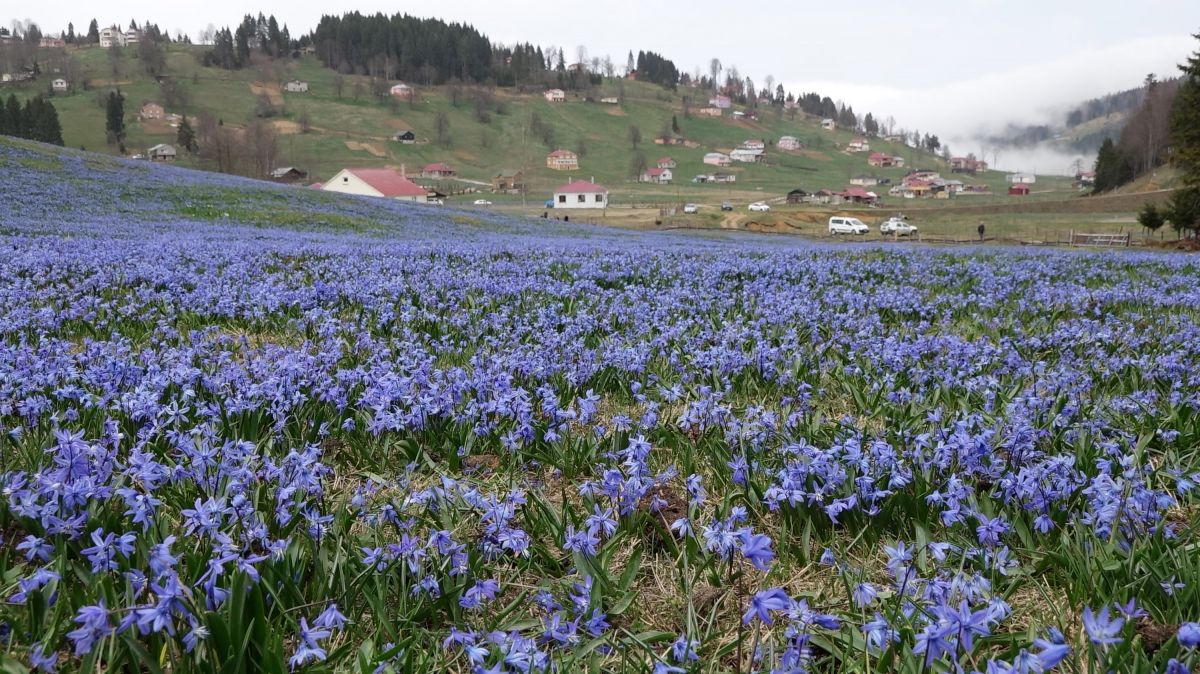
1172,31,1200,187
6,95,22,137
66,23,76,44
27,97,64,145
87,19,99,43
105,91,126,145
1093,138,1135,193
0,95,9,136
1138,202,1165,237
177,116,197,152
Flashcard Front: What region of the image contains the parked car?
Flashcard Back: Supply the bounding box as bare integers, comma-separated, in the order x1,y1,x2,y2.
473,199,493,206
879,217,917,236
828,216,869,235
721,201,734,211
683,203,699,214
748,202,771,212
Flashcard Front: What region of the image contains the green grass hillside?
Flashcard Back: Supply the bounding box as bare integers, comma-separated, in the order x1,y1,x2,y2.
10,43,1079,205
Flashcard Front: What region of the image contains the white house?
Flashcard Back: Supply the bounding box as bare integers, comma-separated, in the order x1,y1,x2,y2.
709,95,732,109
821,118,836,131
657,157,676,169
847,139,870,152
322,168,429,202
1008,172,1036,184
390,83,413,98
730,148,764,163
641,167,673,184
849,174,880,187
552,180,608,209
778,136,802,151
99,26,125,48
284,80,309,93
544,89,566,103
599,96,619,104
51,78,69,93
147,144,177,162
703,152,731,167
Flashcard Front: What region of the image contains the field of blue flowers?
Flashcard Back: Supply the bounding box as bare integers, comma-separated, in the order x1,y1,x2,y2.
2,137,1200,673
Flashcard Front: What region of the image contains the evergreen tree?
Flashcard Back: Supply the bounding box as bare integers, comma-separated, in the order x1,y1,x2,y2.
105,91,126,145
30,97,64,145
1172,30,1200,187
66,23,76,44
1138,202,1165,236
177,116,197,152
5,95,22,137
1167,187,1200,237
0,94,10,136
87,19,99,43
1093,137,1135,193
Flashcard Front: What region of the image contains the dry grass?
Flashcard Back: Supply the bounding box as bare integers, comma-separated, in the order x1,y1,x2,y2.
249,81,285,107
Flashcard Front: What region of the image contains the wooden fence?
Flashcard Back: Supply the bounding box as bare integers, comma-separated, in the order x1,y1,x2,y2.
1069,231,1131,247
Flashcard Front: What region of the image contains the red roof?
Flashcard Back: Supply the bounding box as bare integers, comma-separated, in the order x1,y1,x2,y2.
842,186,877,199
850,139,866,145
345,169,428,198
645,168,668,177
554,180,608,194
869,152,891,160
658,157,673,163
548,149,577,158
423,162,453,173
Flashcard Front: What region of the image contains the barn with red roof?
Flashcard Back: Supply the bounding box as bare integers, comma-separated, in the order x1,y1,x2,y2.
320,168,430,202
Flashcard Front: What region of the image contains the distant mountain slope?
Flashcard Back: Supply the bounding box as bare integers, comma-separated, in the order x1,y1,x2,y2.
985,78,1178,157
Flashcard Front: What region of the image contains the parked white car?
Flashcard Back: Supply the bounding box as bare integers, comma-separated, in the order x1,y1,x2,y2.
879,217,917,236
473,199,493,206
683,203,699,214
748,202,771,212
828,216,869,235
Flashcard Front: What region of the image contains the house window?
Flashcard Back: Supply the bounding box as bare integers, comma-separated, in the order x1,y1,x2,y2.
558,195,566,203
577,195,586,203
595,194,604,203
343,177,349,183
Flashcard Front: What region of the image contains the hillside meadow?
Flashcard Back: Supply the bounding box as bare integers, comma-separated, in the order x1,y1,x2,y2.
9,43,1083,208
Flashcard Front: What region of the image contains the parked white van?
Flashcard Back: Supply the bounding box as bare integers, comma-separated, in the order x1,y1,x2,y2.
829,216,869,235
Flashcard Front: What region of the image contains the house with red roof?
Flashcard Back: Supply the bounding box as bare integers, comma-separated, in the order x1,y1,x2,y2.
840,186,879,205
868,152,903,168
321,168,430,202
552,180,609,209
657,157,677,169
421,162,456,178
640,167,673,184
847,139,870,153
1008,183,1031,196
546,149,579,171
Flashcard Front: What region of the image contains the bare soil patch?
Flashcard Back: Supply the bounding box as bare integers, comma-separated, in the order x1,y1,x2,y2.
271,120,302,135
249,82,284,107
344,141,387,158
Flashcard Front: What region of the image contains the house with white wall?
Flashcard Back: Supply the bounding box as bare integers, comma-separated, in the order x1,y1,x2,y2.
552,180,608,209
321,168,429,202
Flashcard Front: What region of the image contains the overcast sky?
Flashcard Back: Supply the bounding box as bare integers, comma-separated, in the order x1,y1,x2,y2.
15,1,1200,169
